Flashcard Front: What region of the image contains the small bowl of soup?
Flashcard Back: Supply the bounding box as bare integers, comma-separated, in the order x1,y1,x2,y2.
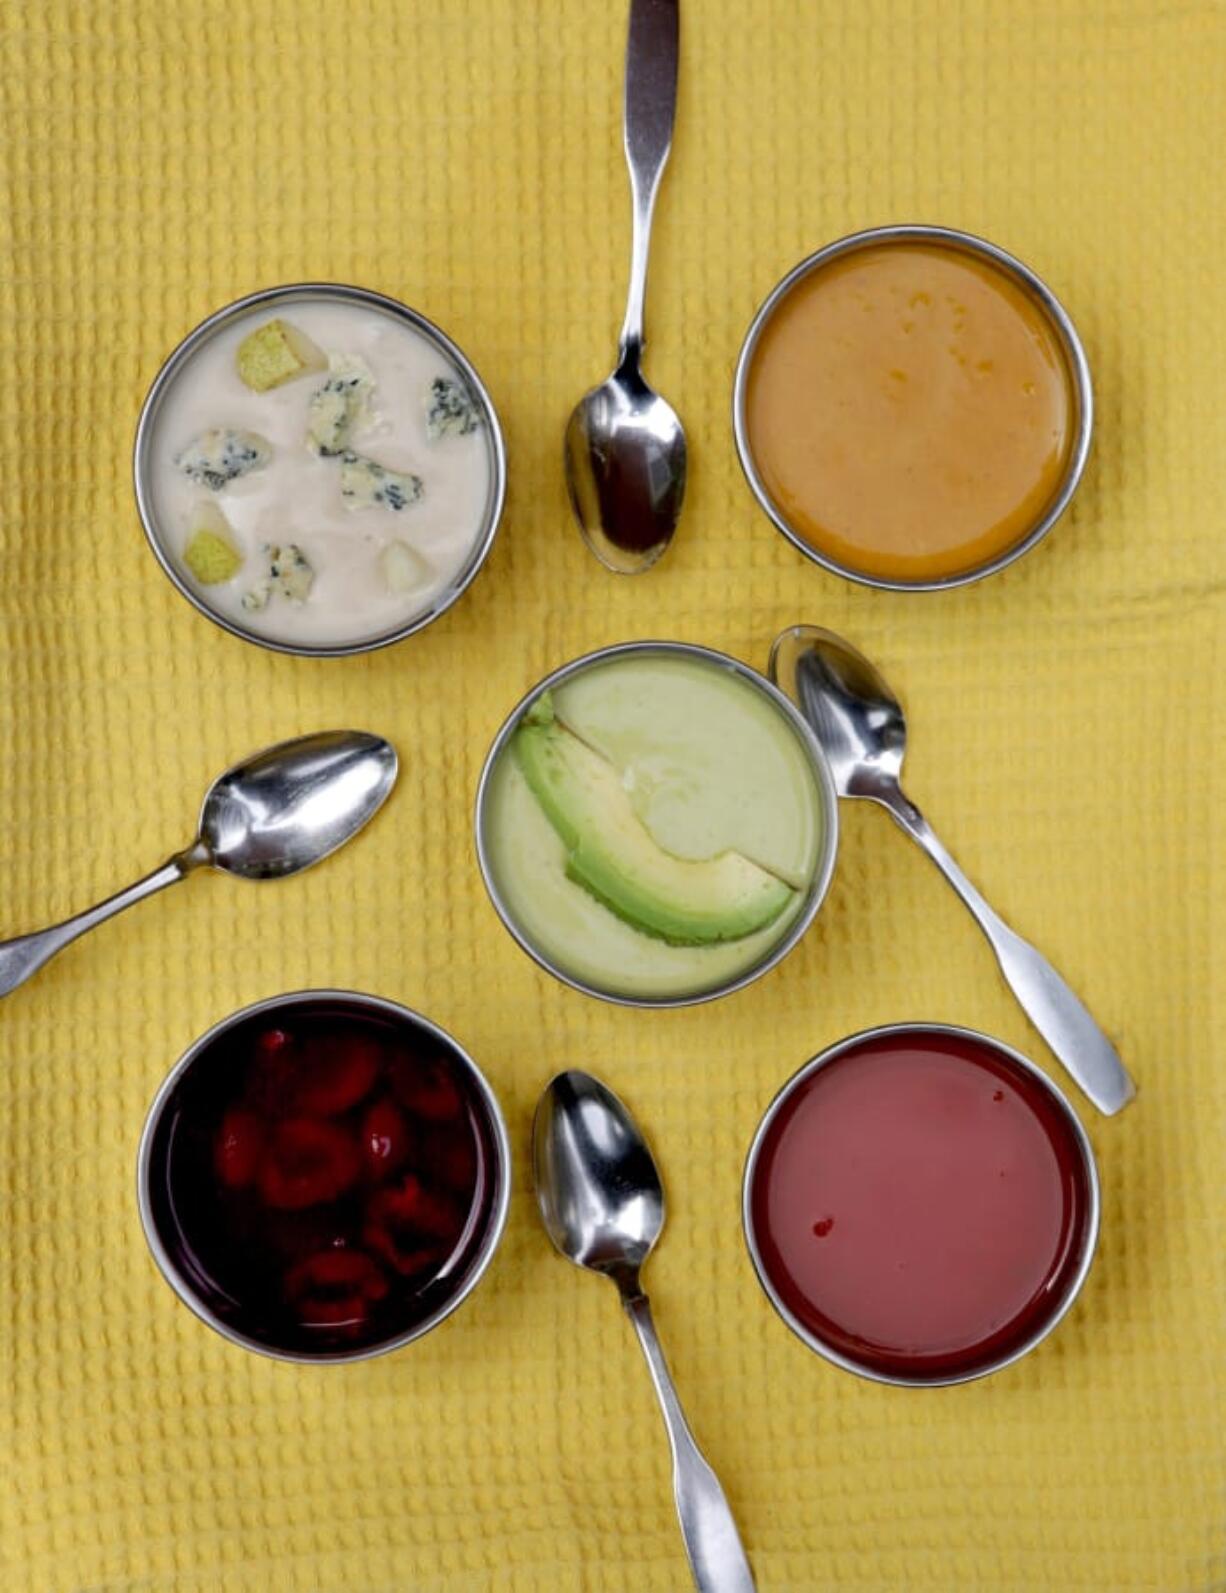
138,991,511,1362
475,641,839,1007
743,1023,1099,1385
733,226,1092,590
134,283,506,655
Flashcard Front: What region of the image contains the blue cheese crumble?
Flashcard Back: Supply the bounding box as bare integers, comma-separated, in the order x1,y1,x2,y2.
305,354,374,457
340,452,424,512
175,428,271,491
425,376,480,440
241,543,315,610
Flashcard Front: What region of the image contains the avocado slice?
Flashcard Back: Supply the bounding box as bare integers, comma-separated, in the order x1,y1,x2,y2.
511,715,795,946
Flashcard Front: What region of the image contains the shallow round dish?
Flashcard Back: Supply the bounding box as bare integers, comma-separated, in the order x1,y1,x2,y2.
474,640,840,1008
743,1023,1100,1386
733,225,1093,591
134,282,506,656
138,990,511,1364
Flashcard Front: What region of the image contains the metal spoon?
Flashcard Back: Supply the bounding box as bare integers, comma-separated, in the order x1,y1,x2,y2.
534,1070,755,1592
770,625,1135,1116
564,0,687,574
0,730,397,999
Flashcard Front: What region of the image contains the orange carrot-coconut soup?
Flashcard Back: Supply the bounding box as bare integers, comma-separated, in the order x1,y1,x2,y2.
744,241,1077,584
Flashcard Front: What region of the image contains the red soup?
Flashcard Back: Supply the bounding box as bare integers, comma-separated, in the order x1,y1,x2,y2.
746,1028,1096,1382
143,998,506,1358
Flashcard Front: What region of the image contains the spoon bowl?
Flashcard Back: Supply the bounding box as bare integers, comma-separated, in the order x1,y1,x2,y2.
201,731,398,879
770,624,1135,1116
533,1070,755,1591
0,730,397,998
566,0,686,573
565,367,687,575
769,625,906,797
534,1069,664,1282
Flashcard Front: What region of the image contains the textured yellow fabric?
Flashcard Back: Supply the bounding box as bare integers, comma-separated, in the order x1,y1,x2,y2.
0,0,1222,1587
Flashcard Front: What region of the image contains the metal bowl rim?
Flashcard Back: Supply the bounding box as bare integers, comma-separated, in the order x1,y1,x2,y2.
136,988,513,1364
473,638,841,1009
133,281,507,657
741,1019,1102,1387
731,223,1094,592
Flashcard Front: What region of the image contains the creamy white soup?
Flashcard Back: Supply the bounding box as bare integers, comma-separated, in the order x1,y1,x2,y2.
145,297,494,648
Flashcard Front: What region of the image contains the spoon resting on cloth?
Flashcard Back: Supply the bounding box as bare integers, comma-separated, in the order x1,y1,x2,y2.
0,730,397,999
534,1069,756,1592
770,625,1135,1116
564,0,687,573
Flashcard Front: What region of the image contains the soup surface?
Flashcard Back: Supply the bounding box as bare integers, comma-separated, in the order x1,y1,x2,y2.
481,653,826,1001
147,298,493,646
145,1001,501,1356
744,241,1076,583
747,1030,1093,1380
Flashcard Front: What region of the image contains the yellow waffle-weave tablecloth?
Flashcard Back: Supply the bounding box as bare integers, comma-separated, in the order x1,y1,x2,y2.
1,1,1223,1588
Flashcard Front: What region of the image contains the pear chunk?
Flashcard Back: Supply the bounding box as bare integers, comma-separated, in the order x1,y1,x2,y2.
378,539,430,594
183,502,242,584
237,319,326,392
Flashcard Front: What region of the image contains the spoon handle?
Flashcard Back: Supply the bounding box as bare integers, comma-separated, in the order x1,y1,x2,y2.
619,0,680,359
877,787,1135,1116
623,1292,756,1592
0,853,196,999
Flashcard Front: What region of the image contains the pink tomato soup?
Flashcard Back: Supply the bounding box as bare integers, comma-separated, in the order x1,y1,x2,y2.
746,1029,1095,1382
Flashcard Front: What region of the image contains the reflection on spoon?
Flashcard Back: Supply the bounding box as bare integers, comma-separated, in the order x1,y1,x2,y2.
534,1070,756,1591
0,731,397,999
565,0,688,573
770,624,1135,1116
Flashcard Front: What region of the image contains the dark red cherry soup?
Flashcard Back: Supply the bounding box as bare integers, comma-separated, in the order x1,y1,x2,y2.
144,999,503,1357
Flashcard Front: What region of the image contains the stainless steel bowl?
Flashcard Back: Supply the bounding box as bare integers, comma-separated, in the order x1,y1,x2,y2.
134,282,507,656
137,989,512,1364
742,1022,1101,1387
474,640,840,1009
732,225,1093,592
